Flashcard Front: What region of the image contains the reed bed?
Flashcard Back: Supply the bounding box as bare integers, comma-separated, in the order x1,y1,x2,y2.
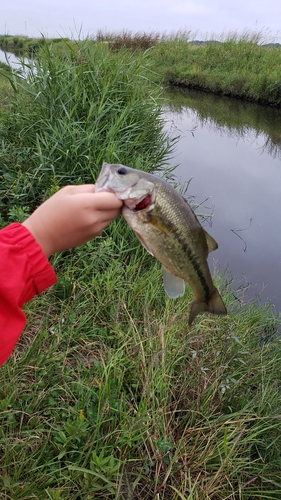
1,29,281,105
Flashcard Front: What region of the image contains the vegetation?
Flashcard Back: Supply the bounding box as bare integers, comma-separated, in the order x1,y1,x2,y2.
0,60,12,104
95,29,164,51
150,32,281,106
0,34,69,56
0,39,170,223
0,37,281,499
1,30,281,105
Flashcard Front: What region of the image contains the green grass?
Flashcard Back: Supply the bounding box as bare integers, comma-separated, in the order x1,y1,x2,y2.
0,38,172,224
0,37,281,499
0,62,12,109
150,31,281,106
1,242,281,498
1,30,281,105
0,34,67,56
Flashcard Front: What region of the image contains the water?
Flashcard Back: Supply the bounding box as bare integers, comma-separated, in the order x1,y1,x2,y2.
0,48,21,67
0,48,30,74
164,88,281,311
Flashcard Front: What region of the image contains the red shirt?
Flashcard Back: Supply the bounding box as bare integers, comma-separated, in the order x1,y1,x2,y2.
0,223,57,365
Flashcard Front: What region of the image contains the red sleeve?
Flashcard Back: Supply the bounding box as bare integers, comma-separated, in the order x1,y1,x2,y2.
0,223,57,365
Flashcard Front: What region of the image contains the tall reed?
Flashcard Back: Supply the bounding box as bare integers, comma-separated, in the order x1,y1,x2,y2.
0,38,171,222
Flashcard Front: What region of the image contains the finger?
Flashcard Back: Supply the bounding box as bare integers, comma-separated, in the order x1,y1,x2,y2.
64,184,96,194
96,209,122,224
94,220,118,235
88,192,123,210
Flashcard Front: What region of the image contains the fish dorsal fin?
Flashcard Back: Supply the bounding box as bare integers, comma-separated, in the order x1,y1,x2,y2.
203,229,218,254
162,266,185,298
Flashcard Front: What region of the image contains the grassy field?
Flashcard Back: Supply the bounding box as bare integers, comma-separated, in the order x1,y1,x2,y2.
0,38,281,499
1,30,281,105
150,32,281,106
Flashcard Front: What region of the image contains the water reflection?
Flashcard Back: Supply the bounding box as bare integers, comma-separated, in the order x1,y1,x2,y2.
164,88,281,311
0,48,21,67
0,48,30,75
165,88,281,159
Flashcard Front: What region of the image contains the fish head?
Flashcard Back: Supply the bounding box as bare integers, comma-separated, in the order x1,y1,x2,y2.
95,162,156,210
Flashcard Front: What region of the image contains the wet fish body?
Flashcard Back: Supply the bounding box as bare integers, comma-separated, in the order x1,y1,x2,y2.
95,162,227,324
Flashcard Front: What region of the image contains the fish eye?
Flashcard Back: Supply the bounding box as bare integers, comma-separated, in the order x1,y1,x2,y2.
117,167,127,175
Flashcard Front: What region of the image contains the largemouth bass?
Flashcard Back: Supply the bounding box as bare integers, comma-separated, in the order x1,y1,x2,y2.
95,162,227,325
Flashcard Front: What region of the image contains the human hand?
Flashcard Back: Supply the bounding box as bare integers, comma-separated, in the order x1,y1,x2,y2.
22,185,123,258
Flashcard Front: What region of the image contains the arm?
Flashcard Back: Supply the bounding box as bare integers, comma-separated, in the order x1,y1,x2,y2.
0,223,57,365
0,185,122,365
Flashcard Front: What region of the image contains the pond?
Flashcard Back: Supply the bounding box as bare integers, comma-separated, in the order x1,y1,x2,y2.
163,88,281,312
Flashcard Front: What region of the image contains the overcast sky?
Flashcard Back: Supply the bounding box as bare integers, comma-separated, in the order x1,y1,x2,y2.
1,0,281,42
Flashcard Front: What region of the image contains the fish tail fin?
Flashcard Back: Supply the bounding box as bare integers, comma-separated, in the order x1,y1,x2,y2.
188,287,227,325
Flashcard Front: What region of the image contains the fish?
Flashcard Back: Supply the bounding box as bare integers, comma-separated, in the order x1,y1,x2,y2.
95,162,227,325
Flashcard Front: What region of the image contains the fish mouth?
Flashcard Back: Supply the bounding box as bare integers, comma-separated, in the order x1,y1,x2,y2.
134,194,152,211
123,193,153,211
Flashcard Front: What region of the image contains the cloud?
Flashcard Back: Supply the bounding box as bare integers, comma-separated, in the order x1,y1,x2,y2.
1,0,281,40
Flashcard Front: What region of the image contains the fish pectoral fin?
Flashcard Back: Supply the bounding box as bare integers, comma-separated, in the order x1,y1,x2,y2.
203,229,218,254
162,266,186,298
188,287,227,325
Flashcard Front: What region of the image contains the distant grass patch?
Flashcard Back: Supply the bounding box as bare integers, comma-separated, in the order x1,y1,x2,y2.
94,29,164,51
150,31,281,106
0,34,67,56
